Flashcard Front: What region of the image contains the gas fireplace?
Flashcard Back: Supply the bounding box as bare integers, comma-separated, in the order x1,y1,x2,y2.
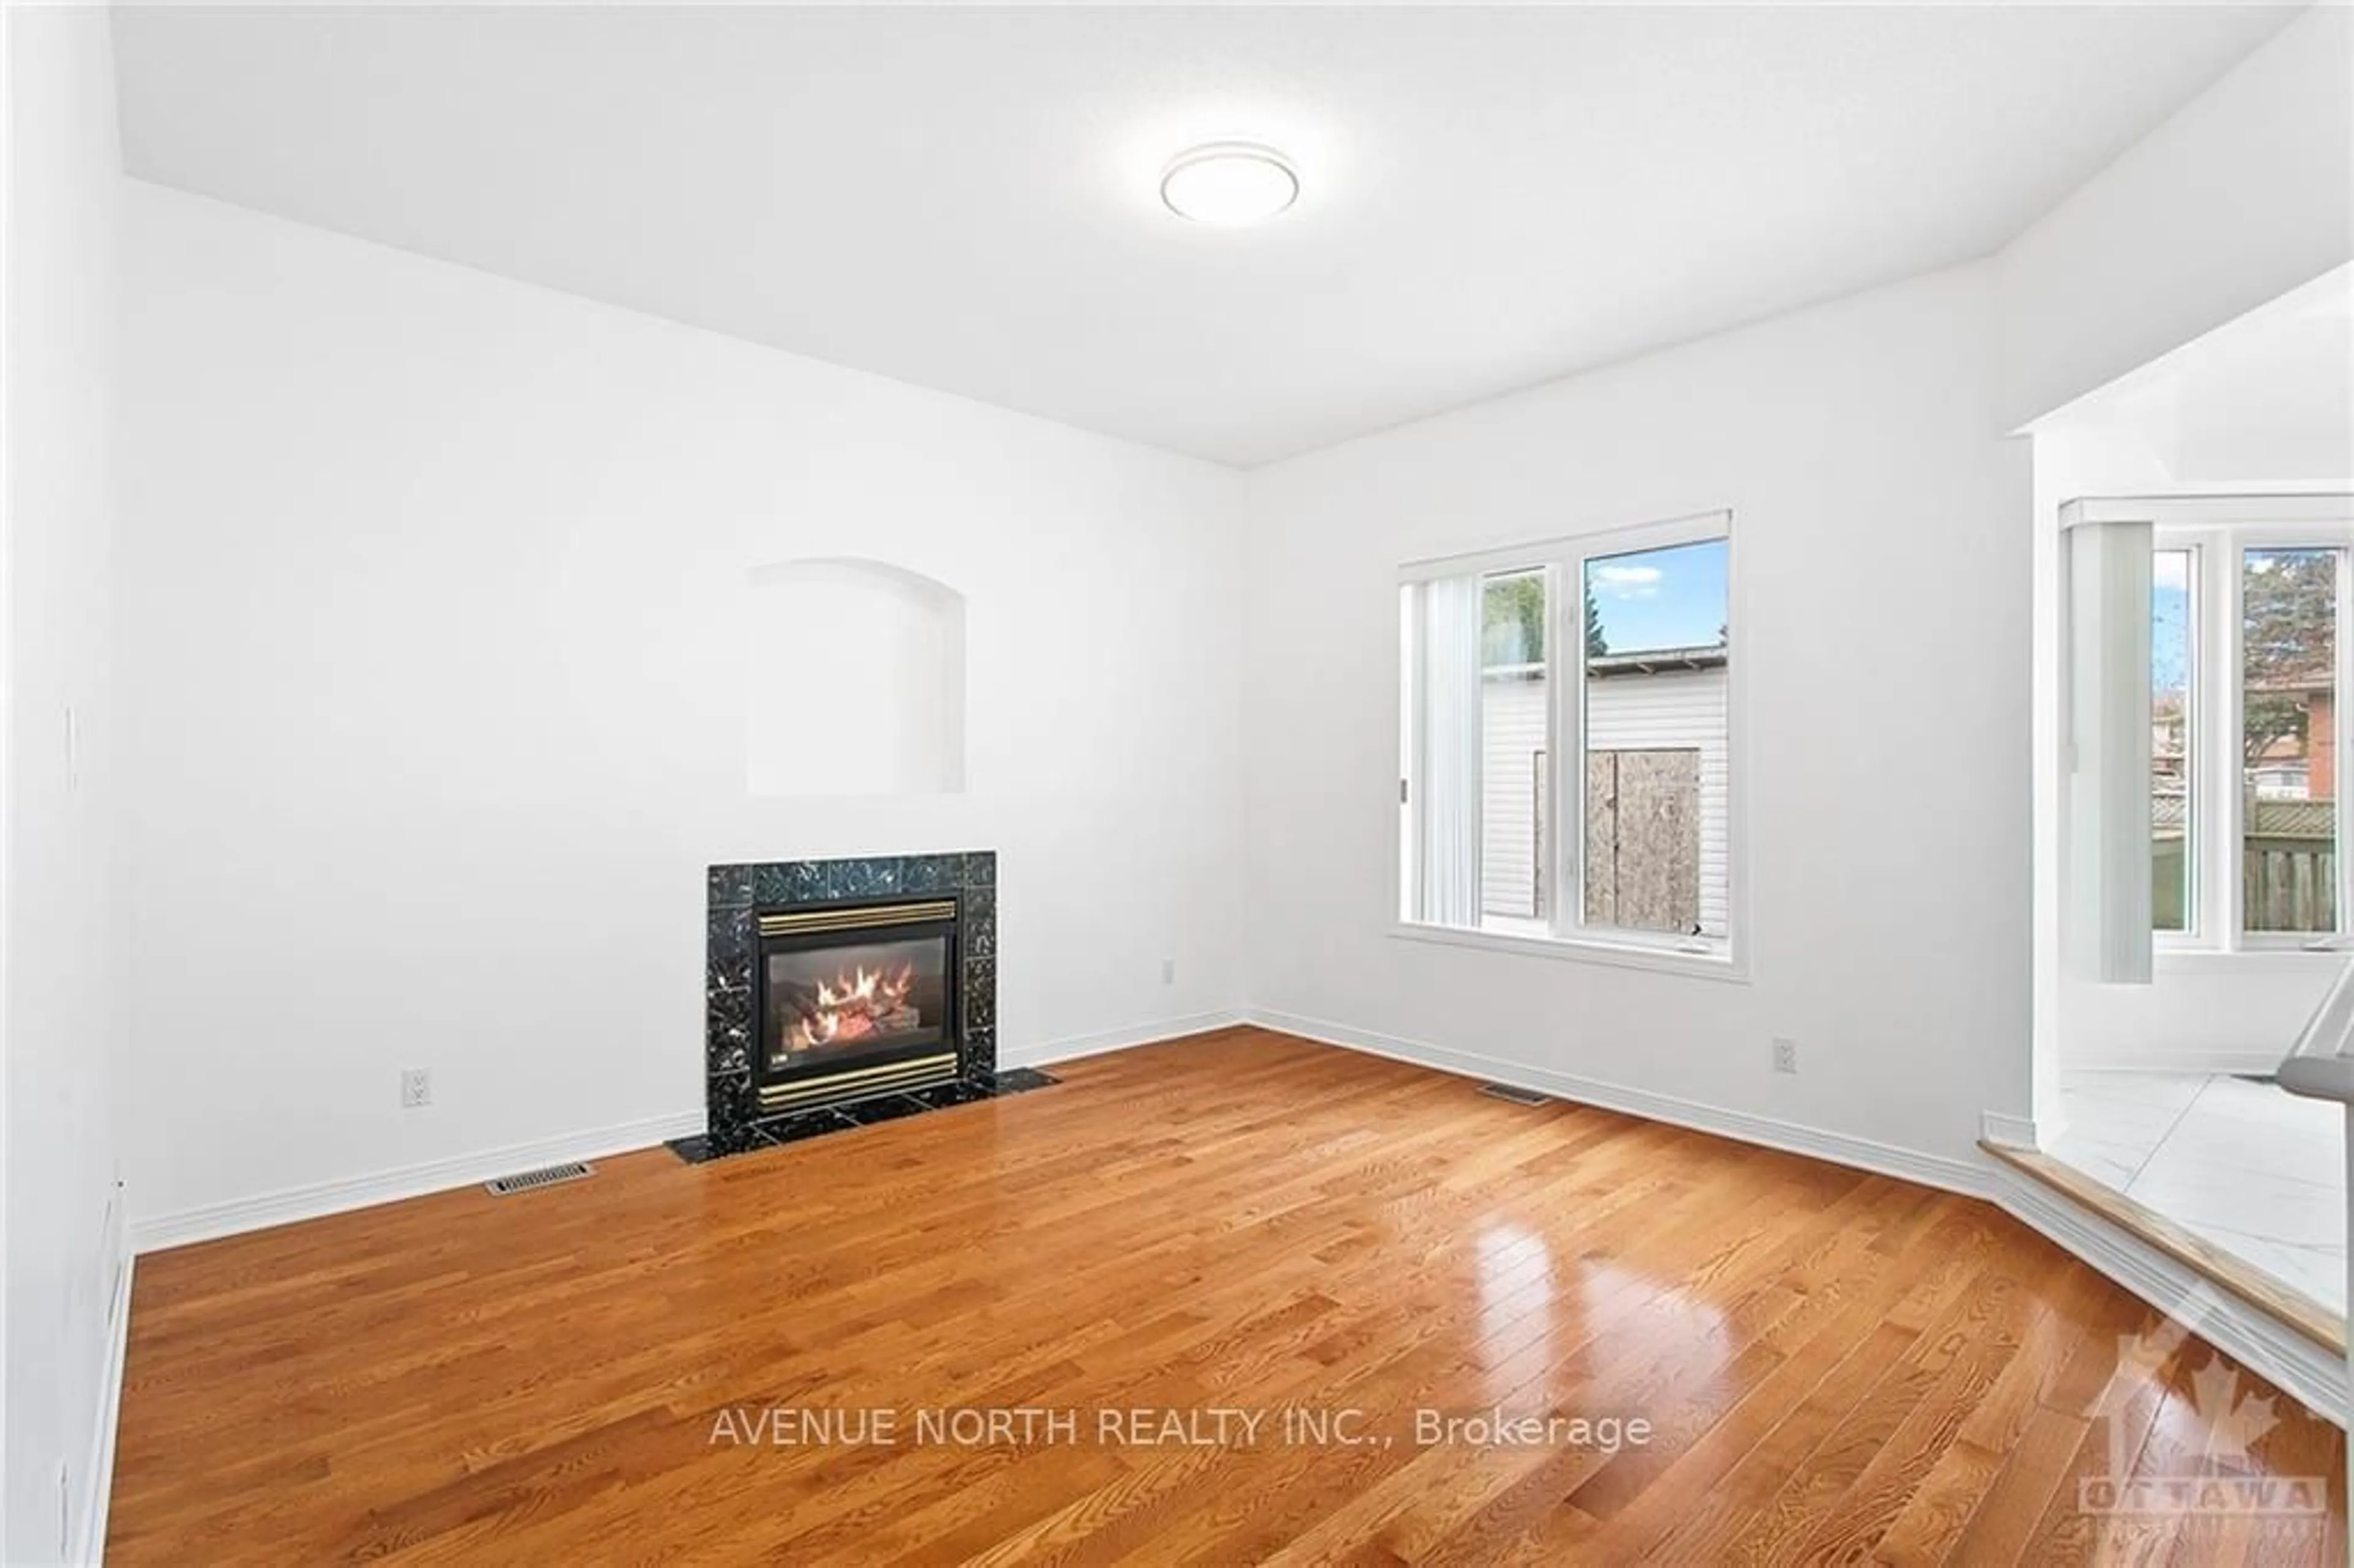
693,852,1028,1162
756,899,961,1114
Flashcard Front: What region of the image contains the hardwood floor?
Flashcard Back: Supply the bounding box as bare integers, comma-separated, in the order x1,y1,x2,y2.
109,1027,2345,1564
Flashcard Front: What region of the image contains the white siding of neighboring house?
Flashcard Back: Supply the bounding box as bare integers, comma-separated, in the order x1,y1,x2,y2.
1481,671,1549,917
1481,666,1730,935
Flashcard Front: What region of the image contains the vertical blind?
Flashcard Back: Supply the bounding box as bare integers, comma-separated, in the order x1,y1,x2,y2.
1412,574,1484,926
2066,514,2155,984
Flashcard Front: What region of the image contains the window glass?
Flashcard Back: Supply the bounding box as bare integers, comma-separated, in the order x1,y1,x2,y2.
1580,539,1729,938
2242,547,2341,934
2152,549,2192,932
1399,521,1734,962
1480,571,1549,924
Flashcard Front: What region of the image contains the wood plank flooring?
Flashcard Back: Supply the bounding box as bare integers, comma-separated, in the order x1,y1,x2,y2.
109,1027,2346,1564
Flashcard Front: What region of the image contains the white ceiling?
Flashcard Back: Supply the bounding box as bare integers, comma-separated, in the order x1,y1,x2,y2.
112,4,2299,467
2056,264,2354,484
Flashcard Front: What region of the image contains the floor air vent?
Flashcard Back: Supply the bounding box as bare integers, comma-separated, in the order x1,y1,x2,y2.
485,1161,593,1196
1477,1083,1549,1108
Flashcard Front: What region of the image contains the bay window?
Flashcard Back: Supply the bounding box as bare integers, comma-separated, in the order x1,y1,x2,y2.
1398,511,1738,975
2098,498,2354,958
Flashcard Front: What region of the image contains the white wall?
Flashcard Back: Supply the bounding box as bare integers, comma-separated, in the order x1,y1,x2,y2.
2062,957,2337,1077
2,8,130,1562
116,183,1249,1227
745,559,967,798
1243,264,2030,1163
1996,3,2353,431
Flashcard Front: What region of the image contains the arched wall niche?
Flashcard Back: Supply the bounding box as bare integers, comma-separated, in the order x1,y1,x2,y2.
744,558,967,797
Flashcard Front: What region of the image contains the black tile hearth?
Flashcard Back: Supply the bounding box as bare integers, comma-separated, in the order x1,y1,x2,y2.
763,1106,858,1144
977,1067,1058,1094
664,1068,1061,1164
839,1092,929,1125
664,1117,778,1163
903,1078,997,1109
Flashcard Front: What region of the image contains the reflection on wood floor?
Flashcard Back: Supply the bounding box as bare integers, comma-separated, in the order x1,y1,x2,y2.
110,1027,2347,1564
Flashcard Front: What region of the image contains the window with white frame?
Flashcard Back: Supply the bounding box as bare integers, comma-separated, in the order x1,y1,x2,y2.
1398,512,1735,967
2148,511,2353,949
2151,546,2194,934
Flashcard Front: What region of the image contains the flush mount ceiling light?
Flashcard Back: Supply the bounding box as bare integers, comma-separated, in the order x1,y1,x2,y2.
1159,143,1300,226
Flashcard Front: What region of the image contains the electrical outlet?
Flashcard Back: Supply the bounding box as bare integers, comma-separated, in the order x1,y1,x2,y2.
401,1068,432,1108
1161,958,1177,986
1771,1038,1799,1075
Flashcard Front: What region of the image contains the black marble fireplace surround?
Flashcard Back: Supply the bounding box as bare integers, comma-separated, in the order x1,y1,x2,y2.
675,851,1054,1163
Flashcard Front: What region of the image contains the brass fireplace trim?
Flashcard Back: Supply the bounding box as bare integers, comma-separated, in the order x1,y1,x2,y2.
758,1051,959,1113
756,899,957,939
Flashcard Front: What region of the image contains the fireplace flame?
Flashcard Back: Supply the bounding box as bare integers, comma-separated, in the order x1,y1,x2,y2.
792,962,918,1051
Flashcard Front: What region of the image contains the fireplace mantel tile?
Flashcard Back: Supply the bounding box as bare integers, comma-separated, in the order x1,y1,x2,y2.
964,888,997,959
748,861,823,908
902,854,954,895
707,864,753,910
962,956,997,1032
828,858,900,900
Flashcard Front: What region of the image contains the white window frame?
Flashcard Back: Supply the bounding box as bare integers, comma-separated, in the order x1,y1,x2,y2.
2117,494,2354,962
1395,509,1746,982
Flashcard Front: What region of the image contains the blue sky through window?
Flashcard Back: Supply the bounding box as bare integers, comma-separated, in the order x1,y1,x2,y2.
2153,550,2189,698
1585,538,1727,657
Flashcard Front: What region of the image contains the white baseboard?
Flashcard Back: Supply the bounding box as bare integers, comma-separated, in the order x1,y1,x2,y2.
1245,1008,2348,1429
125,1013,1248,1255
1245,1007,1990,1198
2064,1052,2288,1078
70,1248,134,1566
1980,1109,2041,1148
1988,1162,2349,1427
128,1110,704,1255
997,1010,1248,1070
